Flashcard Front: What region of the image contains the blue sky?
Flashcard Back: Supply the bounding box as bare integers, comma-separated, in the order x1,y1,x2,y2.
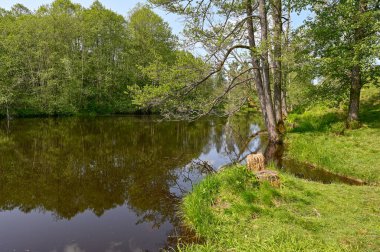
1,0,310,35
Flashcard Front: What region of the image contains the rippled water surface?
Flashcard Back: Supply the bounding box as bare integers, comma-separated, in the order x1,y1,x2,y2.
0,115,262,252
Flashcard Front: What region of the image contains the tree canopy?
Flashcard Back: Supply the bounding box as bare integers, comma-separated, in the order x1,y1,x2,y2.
0,1,192,117
0,0,379,132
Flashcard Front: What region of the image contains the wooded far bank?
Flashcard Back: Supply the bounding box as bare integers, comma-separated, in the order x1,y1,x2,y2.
0,1,204,117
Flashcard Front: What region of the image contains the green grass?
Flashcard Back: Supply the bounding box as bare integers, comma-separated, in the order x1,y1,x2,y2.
179,165,380,252
286,86,380,183
286,129,380,183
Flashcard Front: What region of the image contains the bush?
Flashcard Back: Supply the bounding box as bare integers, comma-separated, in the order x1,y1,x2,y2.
347,120,362,130
288,105,343,133
329,121,346,135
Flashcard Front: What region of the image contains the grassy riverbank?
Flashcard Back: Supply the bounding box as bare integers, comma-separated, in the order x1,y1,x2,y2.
179,166,379,251
286,86,380,184
178,86,380,251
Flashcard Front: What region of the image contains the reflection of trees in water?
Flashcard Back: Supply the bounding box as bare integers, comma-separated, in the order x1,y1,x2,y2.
206,114,262,165
0,115,260,227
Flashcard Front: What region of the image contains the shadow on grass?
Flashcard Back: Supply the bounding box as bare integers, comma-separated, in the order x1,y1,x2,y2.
289,87,380,133
289,110,344,133
360,90,380,128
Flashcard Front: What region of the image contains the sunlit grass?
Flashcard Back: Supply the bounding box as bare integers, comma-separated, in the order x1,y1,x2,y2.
286,129,380,183
286,86,380,183
179,165,380,251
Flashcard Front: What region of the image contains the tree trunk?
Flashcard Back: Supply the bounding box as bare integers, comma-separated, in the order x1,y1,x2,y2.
246,0,267,126
6,103,10,121
271,0,283,125
281,88,288,118
258,0,271,95
347,0,367,124
281,0,291,118
247,0,280,143
6,103,10,132
258,0,280,142
348,65,361,122
264,141,284,167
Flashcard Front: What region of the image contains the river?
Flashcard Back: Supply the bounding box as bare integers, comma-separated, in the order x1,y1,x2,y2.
0,115,262,252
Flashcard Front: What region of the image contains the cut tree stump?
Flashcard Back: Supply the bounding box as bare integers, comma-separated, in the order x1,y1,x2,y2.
246,153,280,187
246,153,265,172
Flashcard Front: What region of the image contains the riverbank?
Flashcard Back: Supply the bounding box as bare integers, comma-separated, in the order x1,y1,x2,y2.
0,108,156,119
286,86,380,184
178,86,380,251
180,166,379,251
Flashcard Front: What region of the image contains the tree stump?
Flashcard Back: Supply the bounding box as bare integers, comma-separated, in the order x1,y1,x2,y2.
255,170,280,187
246,153,265,172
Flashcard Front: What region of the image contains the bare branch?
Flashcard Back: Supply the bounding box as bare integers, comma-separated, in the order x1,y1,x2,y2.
181,44,252,95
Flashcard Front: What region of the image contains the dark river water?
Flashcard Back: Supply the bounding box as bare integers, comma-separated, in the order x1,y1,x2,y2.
0,115,262,252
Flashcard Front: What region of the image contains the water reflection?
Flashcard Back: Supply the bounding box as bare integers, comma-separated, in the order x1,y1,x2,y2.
0,115,262,252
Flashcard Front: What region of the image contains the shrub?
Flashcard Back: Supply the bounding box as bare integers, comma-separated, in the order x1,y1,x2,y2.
347,120,362,130
329,121,346,135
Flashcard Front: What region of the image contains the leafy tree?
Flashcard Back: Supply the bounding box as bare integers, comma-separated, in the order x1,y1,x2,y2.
129,50,215,118
127,5,177,87
0,0,185,116
298,0,380,125
81,1,129,112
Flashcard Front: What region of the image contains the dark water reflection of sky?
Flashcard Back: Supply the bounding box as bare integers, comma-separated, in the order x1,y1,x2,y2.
0,115,262,252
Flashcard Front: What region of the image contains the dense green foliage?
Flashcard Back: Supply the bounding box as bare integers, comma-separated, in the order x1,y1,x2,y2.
287,0,380,115
300,0,380,85
180,165,380,251
1,0,378,121
0,0,194,117
128,51,218,119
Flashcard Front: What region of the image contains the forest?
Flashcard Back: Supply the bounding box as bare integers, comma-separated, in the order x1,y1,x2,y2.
0,1,378,134
0,0,200,116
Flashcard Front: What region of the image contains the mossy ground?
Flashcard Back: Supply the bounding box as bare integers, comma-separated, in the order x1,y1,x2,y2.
178,86,380,251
